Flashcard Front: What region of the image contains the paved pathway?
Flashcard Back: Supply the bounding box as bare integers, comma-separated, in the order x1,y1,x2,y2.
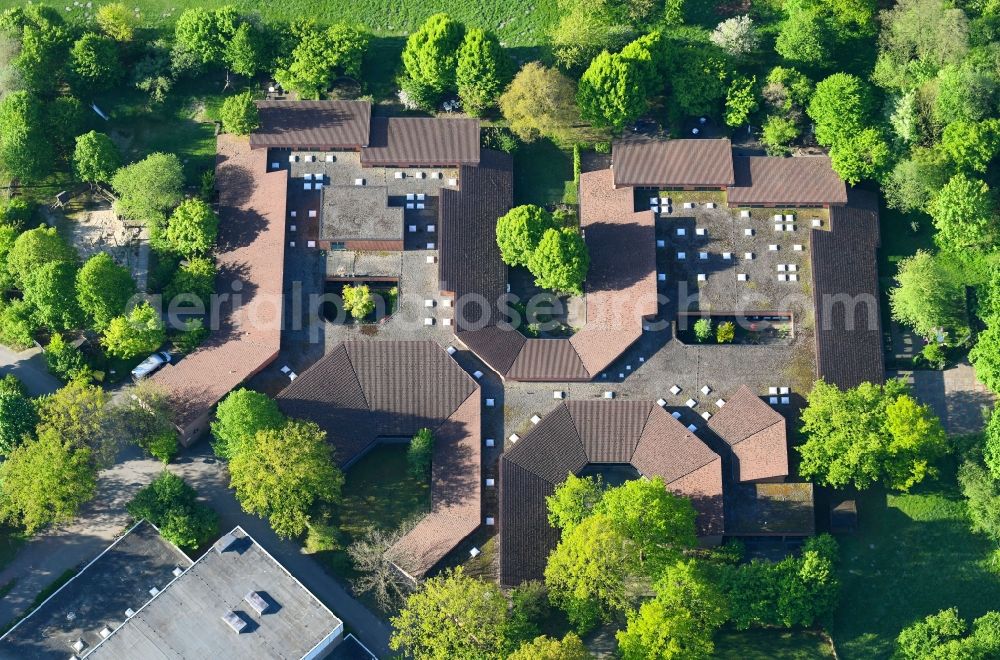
0,345,60,397
0,441,393,656
899,361,995,435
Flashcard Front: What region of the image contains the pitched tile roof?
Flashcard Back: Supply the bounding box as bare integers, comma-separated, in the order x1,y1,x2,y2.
445,167,657,382
810,190,885,389
251,100,372,150
152,135,286,434
706,385,788,482
361,117,480,167
276,341,480,579
612,138,735,188
499,401,723,586
728,155,848,207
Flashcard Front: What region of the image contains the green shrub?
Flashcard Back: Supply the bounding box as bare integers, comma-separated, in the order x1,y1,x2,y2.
594,141,611,153
174,318,209,354
142,429,179,463
127,471,218,549
304,520,339,553
918,342,948,370
481,125,519,153
694,318,713,343
408,428,434,479
716,321,736,344
44,333,91,381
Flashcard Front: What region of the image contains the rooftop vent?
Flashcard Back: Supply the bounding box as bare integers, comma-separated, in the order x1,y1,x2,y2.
244,591,269,616
222,611,248,634
71,639,85,653
214,532,239,554
125,608,136,618
148,587,160,597
172,566,184,578
99,626,112,639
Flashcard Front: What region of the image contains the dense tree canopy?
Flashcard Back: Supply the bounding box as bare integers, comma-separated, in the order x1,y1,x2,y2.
211,387,285,459
895,608,1000,659
400,13,464,108
22,260,83,331
101,301,166,360
228,419,343,538
220,91,259,135
807,73,873,147
164,199,218,256
889,250,969,341
577,51,646,131
111,152,185,227
797,380,948,490
390,567,515,659
499,62,580,144
509,634,591,660
127,471,218,549
6,226,77,289
0,388,36,456
0,431,96,534
455,28,509,116
274,22,368,100
76,252,136,331
95,3,136,42
930,173,995,252
0,90,53,182
69,33,120,91
527,228,590,296
74,131,122,185
617,560,728,660
496,205,556,269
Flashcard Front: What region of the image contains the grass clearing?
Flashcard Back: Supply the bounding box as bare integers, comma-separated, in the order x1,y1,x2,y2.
714,629,834,659
317,444,430,586
830,466,1000,659
513,138,573,207
4,0,560,47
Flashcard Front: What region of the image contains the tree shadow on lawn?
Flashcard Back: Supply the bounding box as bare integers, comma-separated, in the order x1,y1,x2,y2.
513,138,572,207
831,476,1000,660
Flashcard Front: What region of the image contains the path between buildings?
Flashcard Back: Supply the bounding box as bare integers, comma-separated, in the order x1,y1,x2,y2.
0,345,60,397
0,443,394,657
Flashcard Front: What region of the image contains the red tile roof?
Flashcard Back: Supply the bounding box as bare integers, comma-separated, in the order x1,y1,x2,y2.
152,135,286,436
251,100,372,150
706,385,788,482
361,117,480,167
728,156,848,207
276,341,481,579
499,401,722,586
612,138,735,188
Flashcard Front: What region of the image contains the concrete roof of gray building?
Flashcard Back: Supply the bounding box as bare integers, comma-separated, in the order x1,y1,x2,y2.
0,521,191,660
86,527,342,660
321,185,404,242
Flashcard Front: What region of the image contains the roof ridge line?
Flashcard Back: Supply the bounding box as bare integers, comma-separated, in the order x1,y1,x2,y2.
341,344,373,413
628,402,658,463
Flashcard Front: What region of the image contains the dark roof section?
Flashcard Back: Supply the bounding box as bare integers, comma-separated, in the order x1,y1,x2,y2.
728,156,848,207
612,138,735,188
0,521,191,660
706,385,788,483
87,527,343,660
251,100,371,150
444,165,656,383
499,402,722,586
810,189,885,389
724,482,815,536
277,341,480,579
361,117,480,167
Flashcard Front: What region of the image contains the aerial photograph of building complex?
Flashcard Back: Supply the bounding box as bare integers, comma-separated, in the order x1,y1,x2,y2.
0,0,998,658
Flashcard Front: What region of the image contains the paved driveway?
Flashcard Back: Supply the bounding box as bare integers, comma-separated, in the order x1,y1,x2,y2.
901,361,995,435
0,345,59,397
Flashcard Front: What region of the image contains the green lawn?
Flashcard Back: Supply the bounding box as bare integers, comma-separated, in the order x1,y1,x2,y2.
513,139,573,207
715,629,834,659
831,469,1000,659
319,444,430,582
4,0,559,47
878,204,935,279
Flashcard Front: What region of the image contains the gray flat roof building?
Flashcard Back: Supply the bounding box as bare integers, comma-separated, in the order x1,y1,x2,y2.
87,527,344,660
0,521,191,660
321,186,404,243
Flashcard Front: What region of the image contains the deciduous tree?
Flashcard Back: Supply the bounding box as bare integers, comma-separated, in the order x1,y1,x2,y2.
829,127,891,184
528,228,590,296
390,567,514,659
455,28,509,116
164,199,218,256
22,260,83,331
400,13,464,108
930,173,995,252
0,432,96,534
710,15,758,57
797,380,947,490
69,32,120,91
164,256,216,304
74,131,122,185
0,389,36,456
111,152,184,228
509,634,591,660
211,388,285,458
274,22,368,100
228,419,343,538
6,226,77,289
775,7,832,66
724,75,758,128
220,91,259,135
496,205,555,268
0,90,53,182
500,62,580,144
101,301,166,360
889,250,968,341
577,51,646,131
95,2,136,42
127,471,218,548
408,427,434,479
807,73,873,148
546,473,603,536
76,252,136,331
